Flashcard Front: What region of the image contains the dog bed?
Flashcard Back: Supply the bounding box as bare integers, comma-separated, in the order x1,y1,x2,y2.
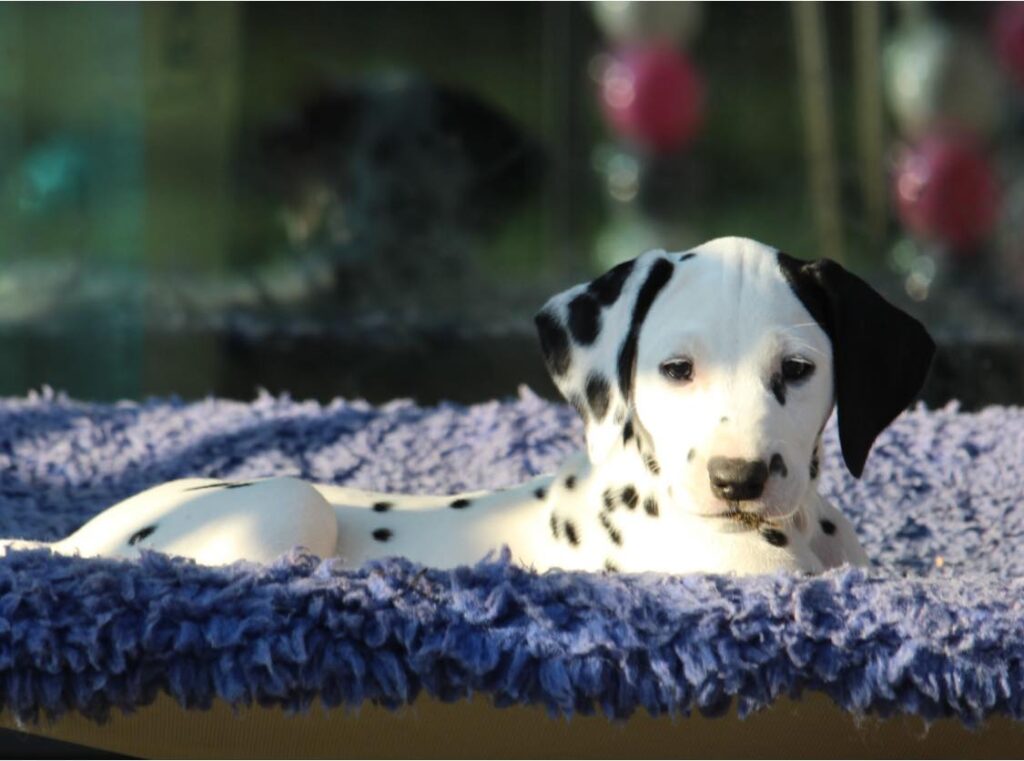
0,386,1021,739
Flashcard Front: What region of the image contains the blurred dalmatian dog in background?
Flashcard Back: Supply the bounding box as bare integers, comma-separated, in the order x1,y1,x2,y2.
1,237,935,575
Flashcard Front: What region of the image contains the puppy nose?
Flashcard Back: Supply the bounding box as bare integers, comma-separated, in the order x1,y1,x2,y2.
707,457,769,501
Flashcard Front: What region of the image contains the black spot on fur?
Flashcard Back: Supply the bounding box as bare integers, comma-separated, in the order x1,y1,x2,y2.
770,372,787,406
588,259,635,306
687,448,696,463
568,293,601,345
184,483,221,492
769,454,788,477
585,374,611,422
621,419,634,444
564,520,580,547
128,525,157,546
599,511,623,545
534,486,547,501
620,485,639,510
372,528,393,542
604,559,620,573
564,475,576,490
550,514,560,539
372,501,393,512
184,481,253,491
613,407,627,425
602,488,617,511
617,258,675,400
678,252,696,264
720,416,729,424
821,519,836,535
450,498,472,509
643,452,660,475
761,528,789,547
728,509,767,531
643,496,659,517
810,451,820,479
534,311,572,377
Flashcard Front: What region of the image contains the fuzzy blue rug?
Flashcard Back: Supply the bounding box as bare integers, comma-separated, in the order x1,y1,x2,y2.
0,387,1021,725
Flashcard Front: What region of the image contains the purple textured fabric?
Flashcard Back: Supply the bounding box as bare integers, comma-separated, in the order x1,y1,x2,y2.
0,387,1021,725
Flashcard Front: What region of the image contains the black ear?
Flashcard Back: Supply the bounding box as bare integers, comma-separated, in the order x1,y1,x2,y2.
777,252,936,478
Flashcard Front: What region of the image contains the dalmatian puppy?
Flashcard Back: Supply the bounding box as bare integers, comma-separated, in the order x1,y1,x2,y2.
1,237,935,575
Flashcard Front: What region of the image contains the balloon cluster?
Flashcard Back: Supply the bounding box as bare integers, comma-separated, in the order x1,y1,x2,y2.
589,2,705,267
885,19,1003,256
893,134,1000,252
600,47,703,155
593,2,705,156
884,3,1024,297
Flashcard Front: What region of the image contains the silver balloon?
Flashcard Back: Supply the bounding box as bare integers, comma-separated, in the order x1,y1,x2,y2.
591,1,702,47
883,21,1004,139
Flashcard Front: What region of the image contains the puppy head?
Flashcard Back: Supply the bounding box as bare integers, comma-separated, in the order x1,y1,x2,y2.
535,236,935,519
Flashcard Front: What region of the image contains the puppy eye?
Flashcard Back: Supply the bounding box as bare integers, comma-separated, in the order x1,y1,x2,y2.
781,357,815,382
660,358,694,382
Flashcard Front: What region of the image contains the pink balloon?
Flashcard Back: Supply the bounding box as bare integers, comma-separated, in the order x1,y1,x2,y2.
601,46,704,154
992,2,1024,91
893,135,1001,250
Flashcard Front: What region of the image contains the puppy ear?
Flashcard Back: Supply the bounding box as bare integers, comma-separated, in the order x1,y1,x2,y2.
777,252,936,478
535,250,677,463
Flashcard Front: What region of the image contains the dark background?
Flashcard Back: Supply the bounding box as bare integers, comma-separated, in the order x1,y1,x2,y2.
0,2,1019,408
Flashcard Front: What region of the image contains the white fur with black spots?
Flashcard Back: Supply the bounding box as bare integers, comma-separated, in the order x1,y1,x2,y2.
1,238,934,575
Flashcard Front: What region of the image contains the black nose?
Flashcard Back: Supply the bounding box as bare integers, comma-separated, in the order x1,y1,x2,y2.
707,457,769,501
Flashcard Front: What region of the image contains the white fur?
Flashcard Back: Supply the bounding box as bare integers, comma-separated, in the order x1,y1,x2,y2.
1,238,871,575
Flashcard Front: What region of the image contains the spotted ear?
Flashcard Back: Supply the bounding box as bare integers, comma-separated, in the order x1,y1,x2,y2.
777,252,936,478
535,250,677,464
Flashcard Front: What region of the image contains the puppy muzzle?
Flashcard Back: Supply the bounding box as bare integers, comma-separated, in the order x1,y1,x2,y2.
707,456,769,501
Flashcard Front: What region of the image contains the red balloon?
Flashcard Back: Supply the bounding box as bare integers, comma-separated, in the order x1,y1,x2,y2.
992,2,1024,91
893,135,1000,250
601,46,704,154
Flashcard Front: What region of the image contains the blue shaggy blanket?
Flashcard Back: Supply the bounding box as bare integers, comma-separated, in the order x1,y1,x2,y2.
0,387,1022,725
